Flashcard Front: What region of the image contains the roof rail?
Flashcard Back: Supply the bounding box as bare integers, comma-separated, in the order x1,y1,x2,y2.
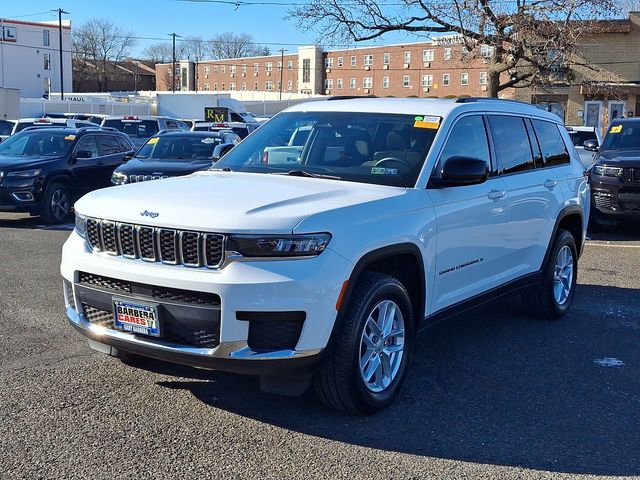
455,97,535,107
20,125,73,132
74,126,120,134
327,95,378,101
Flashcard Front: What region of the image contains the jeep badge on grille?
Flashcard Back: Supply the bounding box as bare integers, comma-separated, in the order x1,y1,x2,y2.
140,210,159,218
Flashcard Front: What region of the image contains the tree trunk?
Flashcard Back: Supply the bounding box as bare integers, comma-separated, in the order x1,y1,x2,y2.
488,70,501,98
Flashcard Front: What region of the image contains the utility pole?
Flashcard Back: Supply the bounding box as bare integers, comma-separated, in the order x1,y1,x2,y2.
168,33,181,92
278,48,285,100
57,8,70,99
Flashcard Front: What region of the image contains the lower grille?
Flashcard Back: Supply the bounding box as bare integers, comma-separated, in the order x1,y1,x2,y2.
63,280,76,310
81,303,219,348
621,201,640,211
79,272,131,293
623,168,640,183
239,311,306,352
593,193,614,209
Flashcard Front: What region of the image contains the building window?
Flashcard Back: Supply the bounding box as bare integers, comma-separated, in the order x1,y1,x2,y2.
363,77,373,88
265,62,273,72
43,77,51,96
422,74,433,87
444,48,452,61
461,72,469,85
443,73,450,86
204,83,210,91
213,65,218,74
403,75,410,87
230,65,236,74
403,51,411,64
277,80,281,91
382,76,389,88
43,54,51,70
337,78,343,89
241,82,247,90
167,68,172,76
324,78,333,90
302,58,310,83
242,64,247,73
481,45,494,59
254,63,259,73
350,56,356,67
480,72,488,85
277,61,282,70
230,82,236,91
221,65,226,74
265,81,273,91
221,83,225,90
364,54,373,66
287,60,293,70
43,30,50,46
213,83,218,90
325,57,333,68
287,80,292,91
349,77,356,89
383,52,390,65
337,56,343,67
423,49,434,62
254,82,259,90
203,66,210,75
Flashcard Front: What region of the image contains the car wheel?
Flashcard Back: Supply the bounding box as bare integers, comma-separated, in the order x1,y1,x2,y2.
314,272,414,414
40,182,72,224
523,229,578,320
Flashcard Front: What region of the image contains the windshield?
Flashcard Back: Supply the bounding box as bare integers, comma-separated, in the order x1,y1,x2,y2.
136,135,223,161
0,130,74,157
103,119,159,138
601,123,640,151
214,111,438,187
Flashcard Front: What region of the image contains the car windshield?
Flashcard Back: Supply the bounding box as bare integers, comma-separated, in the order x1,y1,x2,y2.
103,119,159,138
0,130,74,157
136,134,223,161
601,123,640,151
568,130,597,147
214,111,438,187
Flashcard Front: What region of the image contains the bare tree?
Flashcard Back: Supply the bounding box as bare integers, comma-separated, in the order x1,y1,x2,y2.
72,18,137,91
290,0,621,97
207,32,269,59
142,42,176,64
183,36,208,62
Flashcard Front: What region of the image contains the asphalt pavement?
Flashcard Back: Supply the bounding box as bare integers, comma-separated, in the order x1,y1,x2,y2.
1,213,639,479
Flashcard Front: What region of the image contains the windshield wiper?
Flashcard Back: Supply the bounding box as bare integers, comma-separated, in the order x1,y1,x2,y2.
275,170,342,180
210,167,232,172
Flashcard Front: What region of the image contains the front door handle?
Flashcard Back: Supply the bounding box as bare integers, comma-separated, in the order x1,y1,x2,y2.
487,189,506,200
544,179,558,189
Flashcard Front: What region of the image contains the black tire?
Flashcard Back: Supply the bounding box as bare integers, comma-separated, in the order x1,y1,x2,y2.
523,229,578,320
314,272,415,414
40,182,72,224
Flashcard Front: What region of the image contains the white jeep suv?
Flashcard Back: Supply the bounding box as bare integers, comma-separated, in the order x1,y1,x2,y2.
61,98,589,414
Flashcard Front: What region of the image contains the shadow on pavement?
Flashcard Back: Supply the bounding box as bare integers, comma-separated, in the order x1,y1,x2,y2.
0,213,73,230
132,284,640,476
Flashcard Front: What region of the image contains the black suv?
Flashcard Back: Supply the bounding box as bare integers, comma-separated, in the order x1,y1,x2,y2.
110,130,239,185
0,127,134,223
587,118,640,229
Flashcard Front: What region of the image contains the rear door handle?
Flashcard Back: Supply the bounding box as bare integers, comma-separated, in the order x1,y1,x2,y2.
487,189,506,200
544,179,558,189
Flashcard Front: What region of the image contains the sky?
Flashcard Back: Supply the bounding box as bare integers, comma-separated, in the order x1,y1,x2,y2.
1,0,416,57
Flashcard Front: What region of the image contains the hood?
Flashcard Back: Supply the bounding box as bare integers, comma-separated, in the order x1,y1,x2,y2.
117,158,212,177
76,171,405,233
598,149,640,166
0,155,63,171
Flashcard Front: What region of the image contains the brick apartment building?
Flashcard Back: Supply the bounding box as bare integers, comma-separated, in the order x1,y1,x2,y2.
156,37,499,99
517,12,640,129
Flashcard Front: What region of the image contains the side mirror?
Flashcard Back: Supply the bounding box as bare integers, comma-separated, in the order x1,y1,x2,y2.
583,139,599,152
75,150,93,159
431,156,489,187
212,143,235,163
124,150,135,161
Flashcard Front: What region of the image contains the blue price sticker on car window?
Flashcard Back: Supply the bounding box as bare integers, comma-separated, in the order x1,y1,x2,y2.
371,167,398,175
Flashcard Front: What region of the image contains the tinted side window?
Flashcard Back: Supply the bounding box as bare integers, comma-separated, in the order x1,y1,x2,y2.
0,120,12,136
230,112,244,122
439,115,490,166
532,120,570,167
97,135,121,155
116,137,132,151
488,115,534,175
75,135,99,158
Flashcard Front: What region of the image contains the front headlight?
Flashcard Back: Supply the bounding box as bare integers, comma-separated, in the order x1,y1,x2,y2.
593,165,623,177
75,213,87,238
7,169,42,178
111,171,128,185
227,233,331,258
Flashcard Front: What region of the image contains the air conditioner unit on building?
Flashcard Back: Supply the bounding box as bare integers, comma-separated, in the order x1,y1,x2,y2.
404,63,410,69
365,66,370,71
266,71,271,76
423,87,430,93
480,85,488,91
204,75,209,79
254,72,258,76
231,74,235,78
242,73,246,77
326,68,331,73
423,62,431,68
364,89,371,94
383,65,389,70
325,89,331,94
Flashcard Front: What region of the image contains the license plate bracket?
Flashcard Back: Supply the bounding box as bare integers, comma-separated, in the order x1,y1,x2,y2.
113,298,160,337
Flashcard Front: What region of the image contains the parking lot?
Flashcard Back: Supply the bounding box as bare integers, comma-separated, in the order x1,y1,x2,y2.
1,213,639,479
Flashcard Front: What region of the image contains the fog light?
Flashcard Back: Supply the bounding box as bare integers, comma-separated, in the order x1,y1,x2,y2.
11,191,34,202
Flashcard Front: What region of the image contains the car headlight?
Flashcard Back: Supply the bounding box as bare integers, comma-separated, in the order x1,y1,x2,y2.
593,165,623,177
7,169,42,178
227,233,331,257
75,213,87,238
111,171,128,185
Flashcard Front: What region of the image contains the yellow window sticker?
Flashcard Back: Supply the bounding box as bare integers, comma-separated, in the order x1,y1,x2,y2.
610,125,623,134
64,135,76,141
414,115,441,129
148,137,159,144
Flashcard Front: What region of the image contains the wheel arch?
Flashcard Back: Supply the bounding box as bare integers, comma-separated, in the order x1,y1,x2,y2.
543,205,584,268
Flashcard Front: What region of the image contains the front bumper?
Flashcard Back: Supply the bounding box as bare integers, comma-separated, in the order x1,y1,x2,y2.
0,185,42,213
590,174,640,219
61,231,352,373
